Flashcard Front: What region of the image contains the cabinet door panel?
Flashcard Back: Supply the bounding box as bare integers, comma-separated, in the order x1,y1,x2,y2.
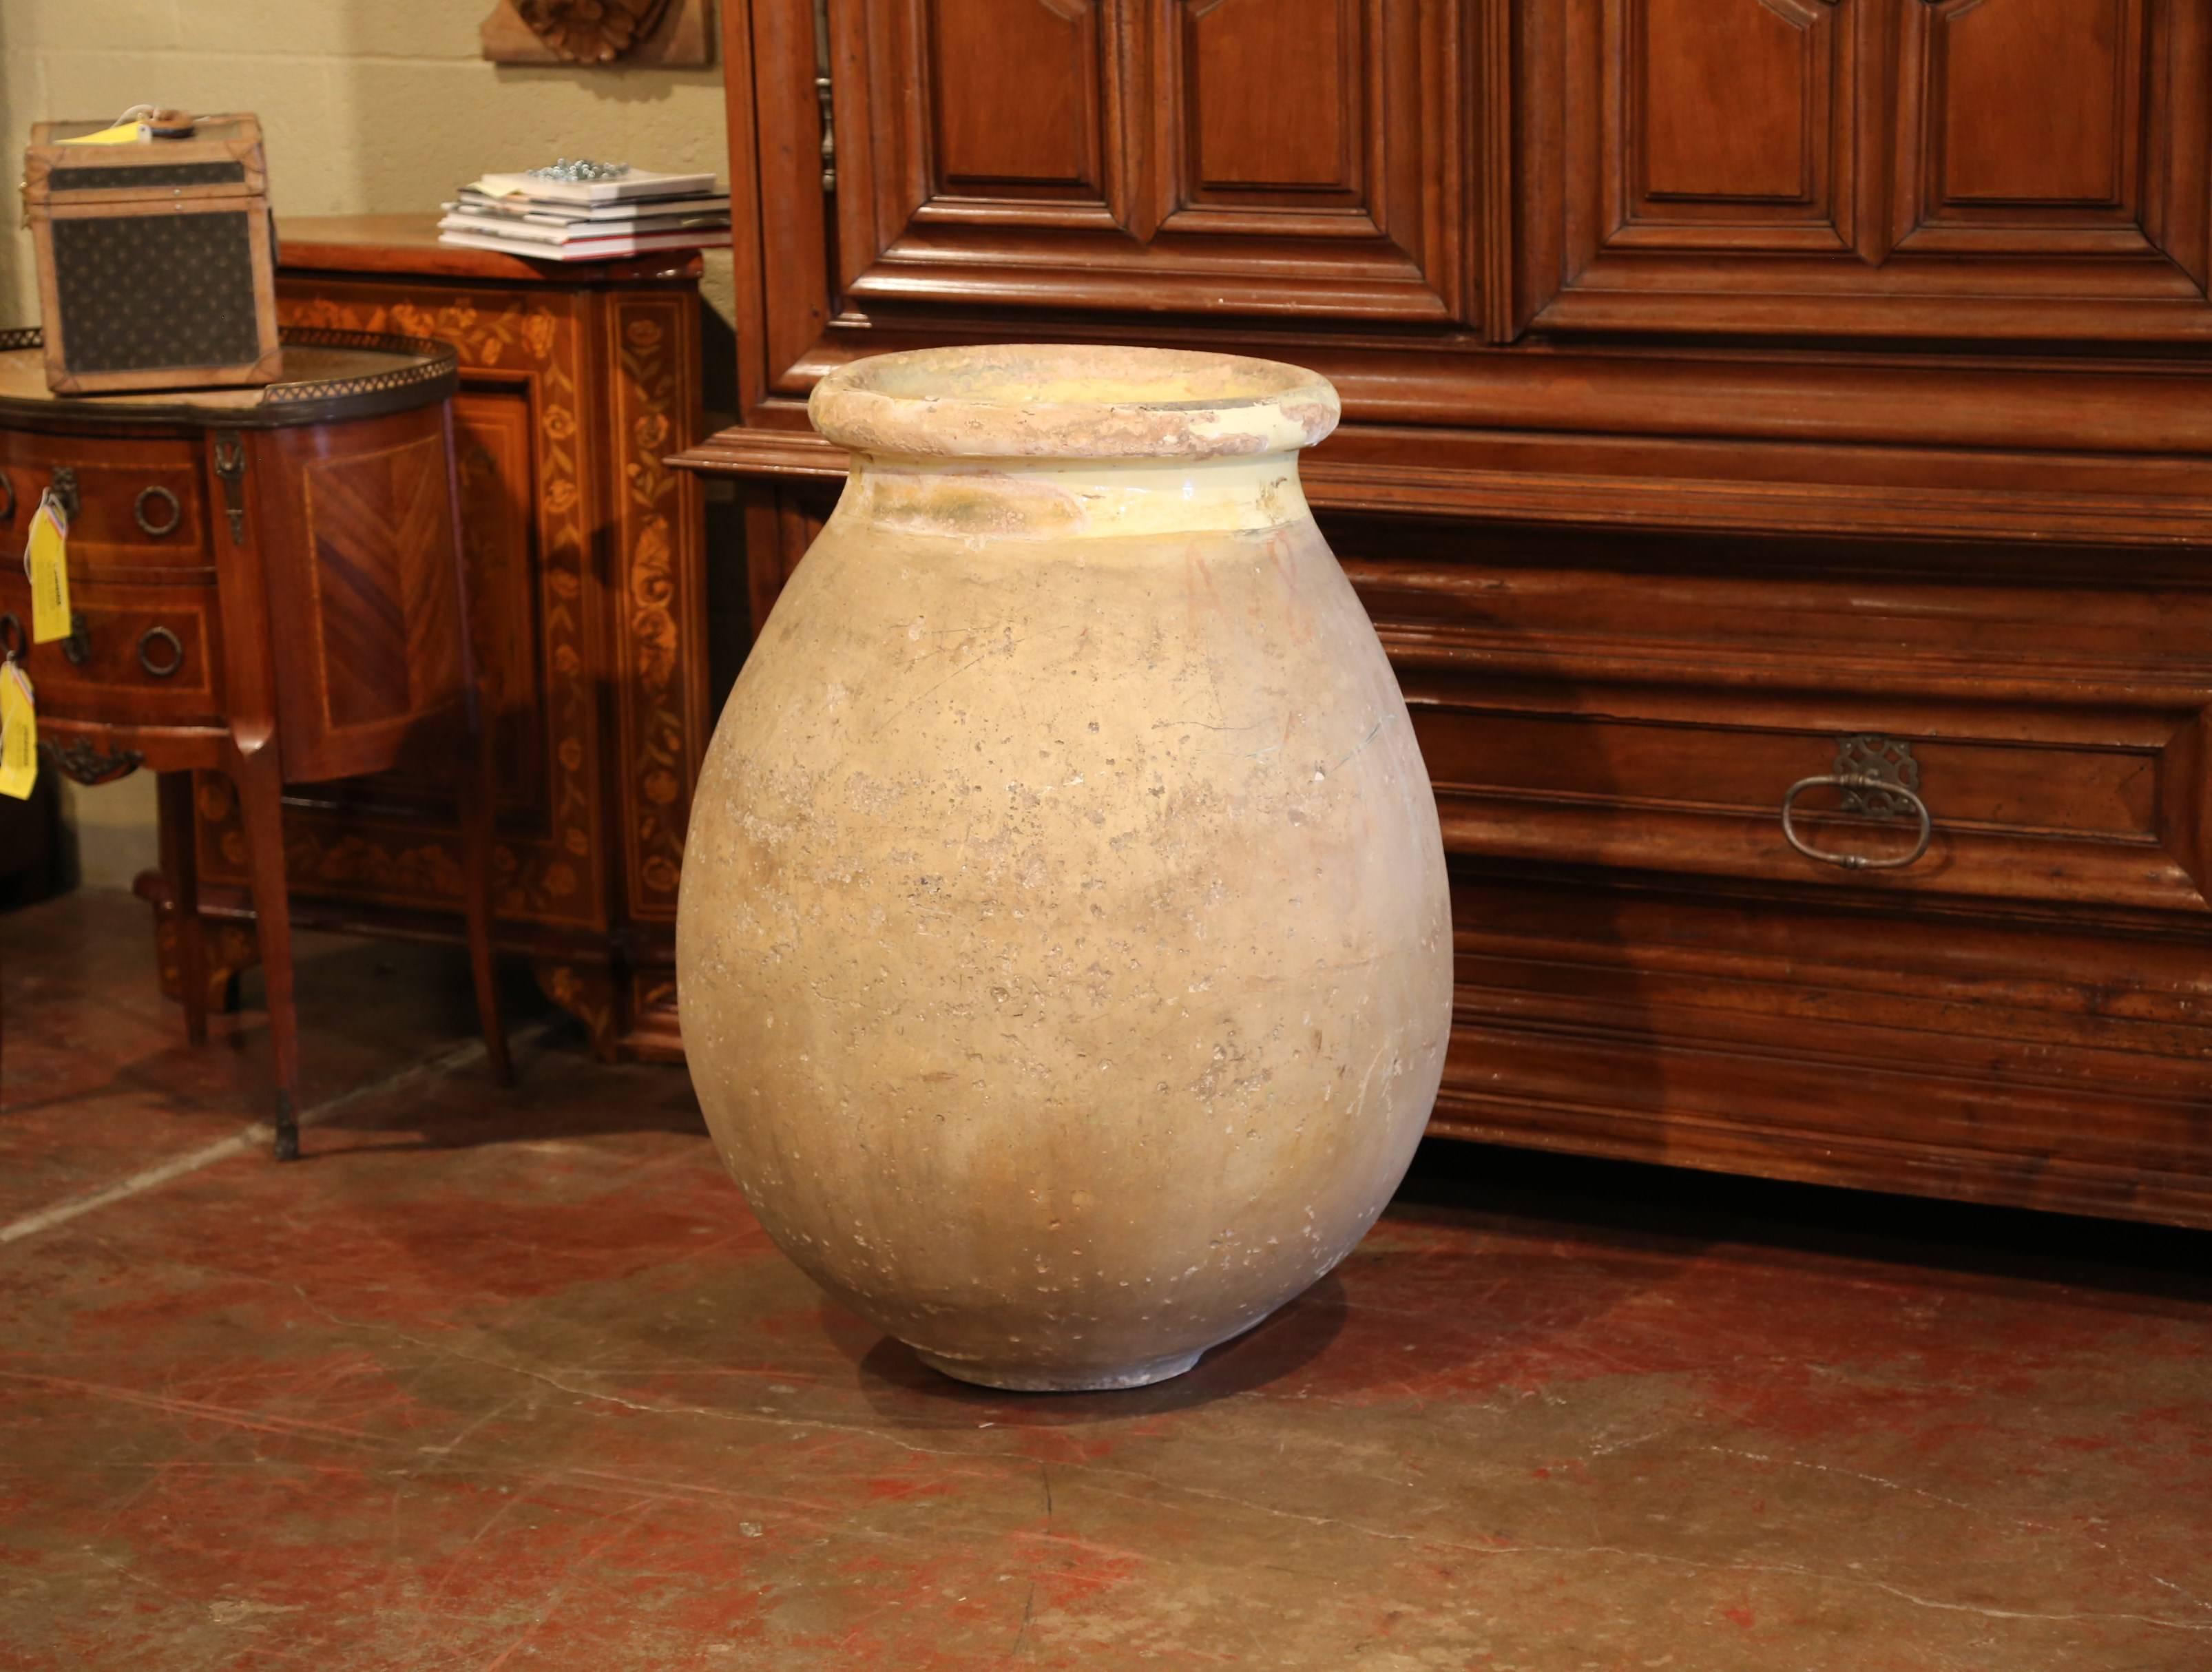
1524,0,2212,339
1182,0,1357,200
1603,0,1856,251
1641,0,1815,200
835,0,1464,326
928,0,1108,198
1895,0,2189,262
1927,0,2133,206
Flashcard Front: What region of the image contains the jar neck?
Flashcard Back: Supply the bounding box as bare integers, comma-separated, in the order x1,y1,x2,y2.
837,452,1313,541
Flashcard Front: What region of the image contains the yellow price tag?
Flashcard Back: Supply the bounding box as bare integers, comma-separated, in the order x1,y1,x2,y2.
26,490,71,645
60,121,150,145
0,662,36,800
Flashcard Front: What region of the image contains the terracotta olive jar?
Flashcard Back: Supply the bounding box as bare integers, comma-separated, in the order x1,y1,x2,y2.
677,345,1452,1391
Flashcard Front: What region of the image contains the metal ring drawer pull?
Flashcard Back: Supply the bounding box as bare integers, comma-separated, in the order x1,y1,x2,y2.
138,624,185,678
61,610,91,667
134,484,182,538
0,474,14,523
1782,773,1933,871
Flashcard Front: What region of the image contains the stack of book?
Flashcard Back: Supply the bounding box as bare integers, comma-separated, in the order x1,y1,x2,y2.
437,165,731,262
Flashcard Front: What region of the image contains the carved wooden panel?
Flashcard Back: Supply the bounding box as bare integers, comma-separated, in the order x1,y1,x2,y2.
1639,0,1811,201
1892,0,2202,269
481,0,714,63
1178,0,1359,203
1611,0,1855,246
851,0,1128,250
928,0,1108,200
1523,0,2212,337
1923,0,2136,206
832,0,1464,325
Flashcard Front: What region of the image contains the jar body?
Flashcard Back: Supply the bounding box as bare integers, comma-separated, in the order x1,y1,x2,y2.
677,447,1452,1390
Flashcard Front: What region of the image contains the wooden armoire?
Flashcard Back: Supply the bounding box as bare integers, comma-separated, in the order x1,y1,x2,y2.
678,0,2212,1228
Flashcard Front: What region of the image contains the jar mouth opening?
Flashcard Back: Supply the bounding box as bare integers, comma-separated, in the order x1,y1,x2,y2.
808,344,1341,461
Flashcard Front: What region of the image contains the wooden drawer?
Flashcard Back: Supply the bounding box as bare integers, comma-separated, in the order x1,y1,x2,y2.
1437,873,2212,1229
0,574,222,724
0,429,211,577
1344,529,2212,920
1406,696,2205,916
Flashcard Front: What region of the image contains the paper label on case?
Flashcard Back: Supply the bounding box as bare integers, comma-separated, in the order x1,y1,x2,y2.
60,121,149,145
0,662,36,800
25,490,70,645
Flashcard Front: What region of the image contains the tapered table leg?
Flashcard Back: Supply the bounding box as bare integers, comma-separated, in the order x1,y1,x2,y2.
227,737,301,1161
439,400,512,1088
156,772,209,1047
455,700,511,1086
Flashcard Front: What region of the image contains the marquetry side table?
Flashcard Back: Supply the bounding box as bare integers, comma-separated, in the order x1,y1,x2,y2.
0,326,510,1158
229,216,714,1065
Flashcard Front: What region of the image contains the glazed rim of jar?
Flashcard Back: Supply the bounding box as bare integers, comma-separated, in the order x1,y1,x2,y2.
806,344,1342,461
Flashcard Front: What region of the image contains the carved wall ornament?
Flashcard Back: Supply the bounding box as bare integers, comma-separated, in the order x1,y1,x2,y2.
480,0,713,66
521,0,670,61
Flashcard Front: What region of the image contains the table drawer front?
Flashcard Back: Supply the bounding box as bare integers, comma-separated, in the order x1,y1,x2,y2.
0,431,212,575
0,575,222,723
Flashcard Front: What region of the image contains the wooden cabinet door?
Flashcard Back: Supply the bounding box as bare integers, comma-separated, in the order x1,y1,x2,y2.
837,0,1465,320
1515,0,2212,340
738,0,1465,407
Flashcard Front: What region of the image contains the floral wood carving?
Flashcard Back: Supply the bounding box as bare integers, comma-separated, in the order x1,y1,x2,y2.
515,0,671,61
479,0,712,67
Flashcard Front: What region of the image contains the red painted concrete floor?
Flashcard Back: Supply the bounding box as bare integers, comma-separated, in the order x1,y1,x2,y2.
4,890,2211,1670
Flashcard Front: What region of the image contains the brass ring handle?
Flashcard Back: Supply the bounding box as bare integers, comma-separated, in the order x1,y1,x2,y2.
0,612,22,658
61,609,91,667
47,466,79,523
134,484,182,538
137,624,185,678
1782,773,1934,871
0,473,14,523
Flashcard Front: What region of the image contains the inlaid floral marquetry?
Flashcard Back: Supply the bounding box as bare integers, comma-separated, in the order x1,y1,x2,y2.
612,303,702,920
